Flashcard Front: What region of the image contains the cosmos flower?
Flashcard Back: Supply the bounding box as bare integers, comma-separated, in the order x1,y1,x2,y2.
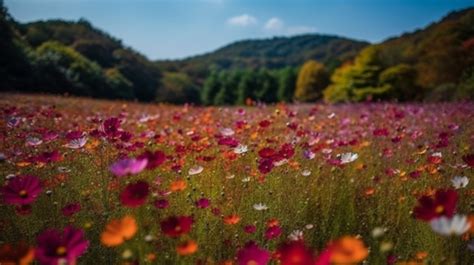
413,189,458,221
169,179,187,192
462,153,474,167
188,165,204,175
338,152,359,164
0,242,34,265
236,241,270,265
451,176,469,189
101,215,138,247
138,150,166,170
154,198,169,209
64,136,88,149
253,203,268,211
223,214,241,225
277,240,314,265
61,202,81,217
288,230,304,241
1,175,42,205
234,144,249,154
160,216,193,237
119,181,150,207
430,215,471,236
328,236,368,264
265,225,282,240
176,239,198,256
195,198,210,209
109,157,148,177
25,136,42,147
36,226,89,265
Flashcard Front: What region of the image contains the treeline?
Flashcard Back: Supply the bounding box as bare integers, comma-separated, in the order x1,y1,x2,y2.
0,4,161,102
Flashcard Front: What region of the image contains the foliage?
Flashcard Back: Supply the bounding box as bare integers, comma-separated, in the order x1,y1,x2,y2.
294,60,329,101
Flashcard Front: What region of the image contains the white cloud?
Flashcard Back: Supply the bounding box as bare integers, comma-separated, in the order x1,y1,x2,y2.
227,14,257,27
264,17,284,31
286,25,317,35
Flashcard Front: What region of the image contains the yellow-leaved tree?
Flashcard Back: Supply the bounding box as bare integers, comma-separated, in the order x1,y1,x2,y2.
294,60,329,102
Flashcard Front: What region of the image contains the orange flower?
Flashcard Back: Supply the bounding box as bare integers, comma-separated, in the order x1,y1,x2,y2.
170,179,187,192
329,236,368,264
223,214,241,225
467,215,474,234
266,218,279,227
176,239,198,255
0,242,34,265
101,215,138,247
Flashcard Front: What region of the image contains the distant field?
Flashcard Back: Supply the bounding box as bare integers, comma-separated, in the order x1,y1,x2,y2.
0,94,473,264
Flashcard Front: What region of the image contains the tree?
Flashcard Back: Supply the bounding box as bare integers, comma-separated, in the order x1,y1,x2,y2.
254,69,277,103
214,70,240,105
276,67,297,102
294,60,329,101
379,64,420,101
158,72,199,104
236,70,258,105
201,67,221,105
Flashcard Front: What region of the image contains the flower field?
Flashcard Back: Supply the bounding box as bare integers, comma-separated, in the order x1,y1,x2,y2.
0,94,473,264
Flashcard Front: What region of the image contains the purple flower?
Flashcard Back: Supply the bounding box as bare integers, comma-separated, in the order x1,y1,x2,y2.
109,158,148,177
195,198,210,209
1,175,42,205
36,226,89,265
61,203,81,217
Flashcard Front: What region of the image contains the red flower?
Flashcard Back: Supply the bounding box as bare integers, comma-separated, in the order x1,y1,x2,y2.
138,150,166,170
413,189,458,221
258,158,274,174
160,216,193,237
463,153,474,167
236,241,270,265
277,241,314,265
265,225,282,240
258,148,277,159
119,181,149,208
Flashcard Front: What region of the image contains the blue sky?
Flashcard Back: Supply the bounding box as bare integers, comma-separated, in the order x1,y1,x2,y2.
5,0,473,60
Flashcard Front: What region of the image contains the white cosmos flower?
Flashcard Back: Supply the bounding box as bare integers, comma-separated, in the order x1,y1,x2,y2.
234,144,248,154
430,215,471,236
288,230,304,241
301,170,311,176
451,176,469,189
65,137,88,149
253,203,268,211
273,159,288,167
188,165,204,175
220,128,235,136
305,224,314,230
242,177,251,182
431,152,442,157
26,137,42,146
338,152,359,164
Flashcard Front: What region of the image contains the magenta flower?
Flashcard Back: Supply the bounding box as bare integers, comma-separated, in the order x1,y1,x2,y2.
236,241,270,265
36,226,89,265
154,198,169,209
195,198,210,209
120,181,150,207
1,175,42,205
265,225,282,240
138,150,166,170
109,157,148,177
61,202,81,217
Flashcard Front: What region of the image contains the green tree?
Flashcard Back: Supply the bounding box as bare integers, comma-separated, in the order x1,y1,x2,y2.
276,67,297,102
254,68,278,103
214,70,240,105
294,60,329,101
201,67,221,105
236,70,258,105
379,64,420,101
158,72,199,104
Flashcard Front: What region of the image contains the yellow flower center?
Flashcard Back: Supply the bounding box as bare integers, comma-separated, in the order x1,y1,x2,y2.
435,205,444,214
18,190,28,198
56,246,67,256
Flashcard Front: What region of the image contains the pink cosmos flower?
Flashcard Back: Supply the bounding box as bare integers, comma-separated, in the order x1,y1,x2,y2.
35,226,89,265
1,175,42,205
236,241,270,265
109,157,148,177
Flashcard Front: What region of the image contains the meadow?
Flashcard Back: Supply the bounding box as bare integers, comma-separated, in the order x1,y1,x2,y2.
0,94,473,265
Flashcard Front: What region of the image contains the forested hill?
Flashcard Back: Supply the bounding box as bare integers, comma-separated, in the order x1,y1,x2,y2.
156,34,368,82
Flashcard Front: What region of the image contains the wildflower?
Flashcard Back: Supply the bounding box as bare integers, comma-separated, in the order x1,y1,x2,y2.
258,158,274,174
36,226,89,265
101,215,138,247
244,225,257,234
0,242,34,265
25,136,42,146
277,240,314,265
265,225,282,240
188,165,204,175
236,241,270,265
196,198,210,209
303,149,315,160
462,153,474,167
176,239,198,256
154,198,169,209
170,179,187,192
288,230,304,241
218,137,239,147
430,215,471,236
64,136,88,149
253,203,268,211
138,150,166,169
329,236,368,264
1,175,42,205
451,176,469,189
61,202,81,217
223,214,241,225
160,216,193,237
109,158,148,177
338,152,358,164
413,189,458,221
234,144,249,154
120,181,149,207
301,170,311,176
371,227,386,238
220,128,235,136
